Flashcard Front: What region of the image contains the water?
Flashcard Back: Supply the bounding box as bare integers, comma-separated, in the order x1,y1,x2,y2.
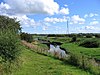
48,44,68,59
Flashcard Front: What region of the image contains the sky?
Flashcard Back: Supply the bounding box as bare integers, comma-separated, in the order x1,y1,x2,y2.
0,0,100,34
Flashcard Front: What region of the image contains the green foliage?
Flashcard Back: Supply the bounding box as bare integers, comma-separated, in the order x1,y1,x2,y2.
62,43,100,75
68,53,100,75
71,36,77,42
0,29,20,62
85,34,93,38
94,34,100,38
79,39,100,48
0,15,21,74
0,15,21,62
20,32,33,43
0,15,21,33
12,47,92,75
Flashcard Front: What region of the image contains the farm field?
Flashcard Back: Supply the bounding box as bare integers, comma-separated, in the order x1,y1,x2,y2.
13,46,92,75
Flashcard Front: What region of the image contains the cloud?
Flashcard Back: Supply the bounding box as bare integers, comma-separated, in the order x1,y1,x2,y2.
84,13,99,18
59,7,69,15
42,26,48,31
44,16,67,23
0,2,10,9
64,4,68,7
2,14,39,28
76,26,100,33
0,2,11,14
71,15,85,24
4,0,59,15
85,26,95,30
89,13,98,17
84,14,88,18
90,21,99,25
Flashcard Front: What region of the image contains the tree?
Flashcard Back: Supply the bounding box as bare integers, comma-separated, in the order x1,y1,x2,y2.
20,32,33,43
0,15,21,33
0,15,21,62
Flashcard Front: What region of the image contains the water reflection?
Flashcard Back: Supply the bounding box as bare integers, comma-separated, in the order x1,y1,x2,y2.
48,44,68,59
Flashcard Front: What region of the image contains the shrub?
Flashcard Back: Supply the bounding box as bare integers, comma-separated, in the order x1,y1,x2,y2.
0,29,20,62
20,32,33,43
85,34,93,38
0,15,21,33
0,15,21,62
71,36,77,42
79,39,100,48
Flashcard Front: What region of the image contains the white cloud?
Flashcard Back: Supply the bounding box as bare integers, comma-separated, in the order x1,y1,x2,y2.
90,21,99,25
2,14,38,28
0,2,10,9
84,13,99,18
89,13,98,17
0,2,11,14
64,4,68,7
44,16,67,23
85,26,95,30
4,0,59,15
84,14,88,18
42,26,48,31
59,7,69,15
71,15,85,24
76,26,100,33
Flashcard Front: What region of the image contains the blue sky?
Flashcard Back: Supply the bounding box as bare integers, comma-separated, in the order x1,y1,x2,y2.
0,0,100,34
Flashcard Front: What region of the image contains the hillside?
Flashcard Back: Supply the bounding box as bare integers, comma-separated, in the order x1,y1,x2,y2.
13,46,92,75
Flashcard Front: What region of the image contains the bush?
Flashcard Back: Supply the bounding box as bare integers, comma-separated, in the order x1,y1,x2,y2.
85,34,93,38
68,53,100,75
0,15,21,74
20,32,33,43
79,39,100,48
0,29,20,62
0,15,21,62
71,36,77,42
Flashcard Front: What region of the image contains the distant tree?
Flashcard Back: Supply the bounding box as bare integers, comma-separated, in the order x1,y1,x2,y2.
20,32,33,43
95,34,100,38
85,33,93,38
71,35,77,42
79,39,100,48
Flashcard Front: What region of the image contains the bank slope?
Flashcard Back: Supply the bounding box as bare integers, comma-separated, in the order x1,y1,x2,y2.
13,47,92,75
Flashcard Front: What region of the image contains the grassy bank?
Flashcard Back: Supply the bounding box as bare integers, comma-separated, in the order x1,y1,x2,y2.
61,43,100,61
13,46,92,75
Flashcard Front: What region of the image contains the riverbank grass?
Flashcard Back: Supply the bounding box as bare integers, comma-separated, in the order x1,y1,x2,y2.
13,46,92,75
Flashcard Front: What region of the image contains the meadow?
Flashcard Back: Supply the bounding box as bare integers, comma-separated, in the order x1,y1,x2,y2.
12,46,92,75
32,34,100,75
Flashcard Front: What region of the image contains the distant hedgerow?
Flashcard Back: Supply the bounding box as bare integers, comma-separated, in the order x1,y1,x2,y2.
79,39,100,48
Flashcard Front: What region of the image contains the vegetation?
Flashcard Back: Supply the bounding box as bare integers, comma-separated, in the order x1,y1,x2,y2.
0,15,100,75
12,46,92,75
79,39,100,48
61,43,100,75
0,15,21,74
70,36,77,42
20,32,33,43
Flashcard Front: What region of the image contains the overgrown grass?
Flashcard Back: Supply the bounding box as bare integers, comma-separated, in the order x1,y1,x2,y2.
61,43,100,75
12,46,92,75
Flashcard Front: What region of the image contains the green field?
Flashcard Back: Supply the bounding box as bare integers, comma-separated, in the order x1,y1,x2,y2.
61,43,100,61
13,46,92,75
46,37,100,61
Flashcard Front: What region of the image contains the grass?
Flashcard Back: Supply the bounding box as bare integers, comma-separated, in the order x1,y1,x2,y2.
61,43,100,61
13,46,92,75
